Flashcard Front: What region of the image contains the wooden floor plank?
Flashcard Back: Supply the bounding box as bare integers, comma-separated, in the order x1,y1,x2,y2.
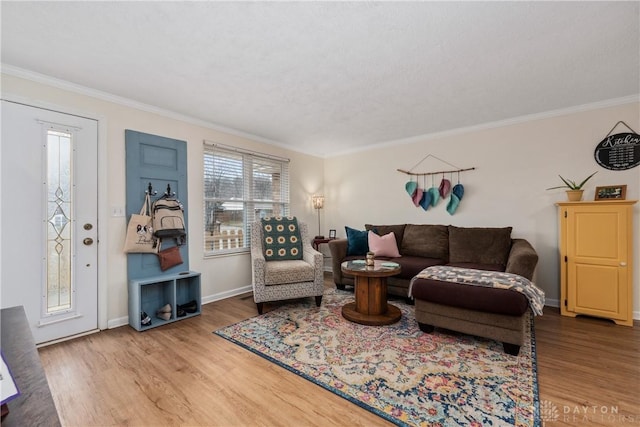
38,276,640,426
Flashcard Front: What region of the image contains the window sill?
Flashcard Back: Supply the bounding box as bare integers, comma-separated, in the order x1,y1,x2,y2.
203,248,249,259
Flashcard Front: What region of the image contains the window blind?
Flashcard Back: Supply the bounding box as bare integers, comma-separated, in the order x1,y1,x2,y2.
203,142,290,255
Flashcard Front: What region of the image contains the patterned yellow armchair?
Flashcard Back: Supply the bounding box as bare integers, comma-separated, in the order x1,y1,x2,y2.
250,217,324,314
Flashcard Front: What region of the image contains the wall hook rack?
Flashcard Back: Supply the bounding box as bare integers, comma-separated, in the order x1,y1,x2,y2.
158,183,179,202
145,182,157,196
164,183,176,198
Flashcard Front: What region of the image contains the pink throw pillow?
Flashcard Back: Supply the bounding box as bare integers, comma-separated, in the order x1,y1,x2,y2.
368,231,401,258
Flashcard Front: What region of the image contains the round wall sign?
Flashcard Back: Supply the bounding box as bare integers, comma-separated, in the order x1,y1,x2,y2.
594,132,640,170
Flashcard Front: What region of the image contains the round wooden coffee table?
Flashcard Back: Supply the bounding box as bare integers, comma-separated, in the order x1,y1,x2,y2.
340,260,402,326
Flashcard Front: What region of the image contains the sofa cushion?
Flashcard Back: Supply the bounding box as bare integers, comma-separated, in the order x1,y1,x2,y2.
345,226,369,256
365,224,406,249
368,231,401,258
411,277,529,316
394,256,445,280
264,260,315,285
448,226,512,266
446,262,505,273
400,224,449,260
261,216,303,261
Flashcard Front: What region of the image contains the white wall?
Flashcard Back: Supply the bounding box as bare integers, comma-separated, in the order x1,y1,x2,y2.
324,101,640,318
2,71,639,325
1,73,324,327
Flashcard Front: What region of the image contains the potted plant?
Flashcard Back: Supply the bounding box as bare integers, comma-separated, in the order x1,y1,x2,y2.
546,172,597,201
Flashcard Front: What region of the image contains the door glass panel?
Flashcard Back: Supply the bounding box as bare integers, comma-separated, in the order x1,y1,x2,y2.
45,129,73,314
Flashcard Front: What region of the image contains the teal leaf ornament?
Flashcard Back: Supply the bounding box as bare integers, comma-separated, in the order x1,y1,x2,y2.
405,181,417,196
447,194,460,215
447,183,465,215
427,187,440,207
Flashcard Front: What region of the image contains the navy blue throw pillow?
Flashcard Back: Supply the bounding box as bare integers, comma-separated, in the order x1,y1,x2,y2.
345,226,369,256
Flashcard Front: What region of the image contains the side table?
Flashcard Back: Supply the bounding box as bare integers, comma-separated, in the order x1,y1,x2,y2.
340,260,402,326
312,237,336,251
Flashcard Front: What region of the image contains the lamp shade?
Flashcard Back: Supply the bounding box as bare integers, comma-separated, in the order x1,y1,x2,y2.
312,194,325,209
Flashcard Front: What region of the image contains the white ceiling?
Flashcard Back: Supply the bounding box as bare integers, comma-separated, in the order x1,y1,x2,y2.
2,1,639,157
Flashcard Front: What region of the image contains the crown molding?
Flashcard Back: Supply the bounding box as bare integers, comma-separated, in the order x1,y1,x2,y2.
3,64,637,160
327,94,640,158
0,64,320,157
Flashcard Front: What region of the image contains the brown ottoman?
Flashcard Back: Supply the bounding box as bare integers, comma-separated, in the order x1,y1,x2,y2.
411,277,530,355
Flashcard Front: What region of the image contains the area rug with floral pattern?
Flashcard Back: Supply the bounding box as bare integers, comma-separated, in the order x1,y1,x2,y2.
214,289,540,426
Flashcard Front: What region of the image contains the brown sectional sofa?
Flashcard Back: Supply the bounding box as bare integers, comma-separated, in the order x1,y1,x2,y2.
328,224,539,355
328,224,538,298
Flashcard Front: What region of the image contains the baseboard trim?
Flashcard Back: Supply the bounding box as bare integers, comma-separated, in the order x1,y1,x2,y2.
108,316,129,329
202,285,253,305
545,298,560,308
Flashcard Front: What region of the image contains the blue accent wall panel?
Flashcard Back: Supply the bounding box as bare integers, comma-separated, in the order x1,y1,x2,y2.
125,130,189,280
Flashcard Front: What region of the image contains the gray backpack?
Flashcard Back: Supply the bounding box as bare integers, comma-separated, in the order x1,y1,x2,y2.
152,198,186,246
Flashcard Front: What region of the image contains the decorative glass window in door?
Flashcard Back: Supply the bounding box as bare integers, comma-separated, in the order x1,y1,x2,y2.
45,129,73,314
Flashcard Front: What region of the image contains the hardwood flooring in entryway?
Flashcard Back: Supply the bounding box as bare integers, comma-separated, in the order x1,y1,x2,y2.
38,275,640,426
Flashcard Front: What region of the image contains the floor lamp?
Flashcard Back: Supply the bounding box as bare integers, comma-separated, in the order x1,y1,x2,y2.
312,195,325,239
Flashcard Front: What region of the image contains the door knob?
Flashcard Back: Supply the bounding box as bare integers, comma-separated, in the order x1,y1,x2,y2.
620,261,627,266
83,238,94,246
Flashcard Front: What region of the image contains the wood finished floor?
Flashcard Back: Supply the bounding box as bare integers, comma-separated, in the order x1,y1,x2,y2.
39,276,640,427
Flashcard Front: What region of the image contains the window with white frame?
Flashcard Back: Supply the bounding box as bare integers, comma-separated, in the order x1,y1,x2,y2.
203,142,290,255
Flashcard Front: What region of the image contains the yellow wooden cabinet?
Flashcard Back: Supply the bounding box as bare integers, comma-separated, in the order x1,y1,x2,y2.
557,200,636,326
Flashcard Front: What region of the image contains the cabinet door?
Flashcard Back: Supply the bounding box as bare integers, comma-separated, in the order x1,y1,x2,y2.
566,205,628,320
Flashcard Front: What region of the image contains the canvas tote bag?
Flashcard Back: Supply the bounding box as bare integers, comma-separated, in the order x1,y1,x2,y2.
123,194,157,253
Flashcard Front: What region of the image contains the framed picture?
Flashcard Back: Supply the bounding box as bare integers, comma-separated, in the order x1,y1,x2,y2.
594,185,627,201
329,229,336,239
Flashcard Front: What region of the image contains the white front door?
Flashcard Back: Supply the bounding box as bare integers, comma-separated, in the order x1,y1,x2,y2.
1,100,99,344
